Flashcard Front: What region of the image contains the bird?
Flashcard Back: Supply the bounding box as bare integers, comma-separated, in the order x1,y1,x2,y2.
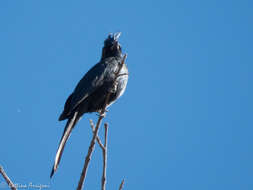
50,32,128,178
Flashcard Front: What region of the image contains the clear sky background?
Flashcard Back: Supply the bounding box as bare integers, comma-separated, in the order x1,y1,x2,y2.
0,0,252,189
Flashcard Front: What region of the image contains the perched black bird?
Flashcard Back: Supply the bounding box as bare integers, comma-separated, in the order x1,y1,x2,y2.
50,33,128,177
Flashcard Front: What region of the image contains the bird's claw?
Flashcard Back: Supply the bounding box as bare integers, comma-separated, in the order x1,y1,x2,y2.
97,108,108,117
100,112,106,117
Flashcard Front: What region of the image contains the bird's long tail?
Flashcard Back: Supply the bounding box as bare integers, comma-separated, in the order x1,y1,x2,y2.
50,111,79,178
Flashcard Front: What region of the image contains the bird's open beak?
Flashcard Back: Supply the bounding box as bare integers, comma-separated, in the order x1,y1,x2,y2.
113,32,121,41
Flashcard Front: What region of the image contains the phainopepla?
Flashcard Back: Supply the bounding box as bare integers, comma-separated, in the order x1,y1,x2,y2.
50,32,128,177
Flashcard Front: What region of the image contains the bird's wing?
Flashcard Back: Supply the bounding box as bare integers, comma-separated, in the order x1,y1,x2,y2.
68,62,108,113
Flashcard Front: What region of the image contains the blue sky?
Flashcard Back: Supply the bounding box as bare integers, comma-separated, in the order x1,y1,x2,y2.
0,0,252,189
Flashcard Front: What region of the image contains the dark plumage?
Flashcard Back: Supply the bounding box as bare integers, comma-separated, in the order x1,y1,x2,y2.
50,33,128,177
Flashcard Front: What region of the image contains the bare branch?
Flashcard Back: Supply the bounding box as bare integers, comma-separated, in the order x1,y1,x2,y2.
76,113,105,190
104,123,108,147
104,123,108,148
0,166,17,190
101,123,108,190
89,119,104,149
76,54,127,190
118,179,125,190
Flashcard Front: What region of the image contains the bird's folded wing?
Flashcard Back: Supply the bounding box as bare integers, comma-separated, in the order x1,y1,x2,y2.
68,62,107,113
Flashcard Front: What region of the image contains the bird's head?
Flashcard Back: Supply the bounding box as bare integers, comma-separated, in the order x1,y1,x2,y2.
101,32,122,59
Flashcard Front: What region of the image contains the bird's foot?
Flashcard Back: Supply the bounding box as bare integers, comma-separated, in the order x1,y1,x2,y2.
100,112,106,117
97,109,108,117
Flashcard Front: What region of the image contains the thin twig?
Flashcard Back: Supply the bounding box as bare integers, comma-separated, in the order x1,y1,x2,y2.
76,113,105,190
118,179,125,190
89,119,104,149
90,121,108,190
0,166,17,190
101,123,108,190
76,54,127,190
